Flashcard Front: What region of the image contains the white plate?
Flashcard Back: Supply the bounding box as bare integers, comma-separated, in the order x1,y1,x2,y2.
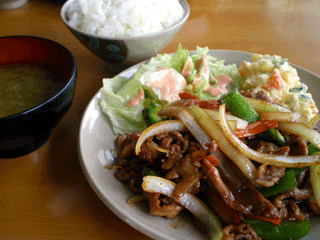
78,50,320,240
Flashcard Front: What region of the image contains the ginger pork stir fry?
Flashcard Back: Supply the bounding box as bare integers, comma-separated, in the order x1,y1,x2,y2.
101,47,320,240
110,89,320,240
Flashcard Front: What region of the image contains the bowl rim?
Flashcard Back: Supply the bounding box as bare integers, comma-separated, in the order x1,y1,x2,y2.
0,35,77,121
60,0,190,41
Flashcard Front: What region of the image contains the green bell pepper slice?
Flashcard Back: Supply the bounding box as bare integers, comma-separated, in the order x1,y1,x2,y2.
143,100,166,125
258,127,286,147
259,169,296,198
142,86,168,126
246,219,310,240
141,167,161,178
219,89,260,124
308,143,320,155
219,89,286,147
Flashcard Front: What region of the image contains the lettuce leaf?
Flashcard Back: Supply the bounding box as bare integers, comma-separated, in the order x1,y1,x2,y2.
139,53,172,74
99,70,147,135
170,43,190,72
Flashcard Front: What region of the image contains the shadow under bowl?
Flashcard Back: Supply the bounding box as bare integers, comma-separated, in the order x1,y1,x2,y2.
0,36,77,158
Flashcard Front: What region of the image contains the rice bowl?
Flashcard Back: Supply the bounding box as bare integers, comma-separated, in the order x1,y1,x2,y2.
61,0,190,72
66,0,185,38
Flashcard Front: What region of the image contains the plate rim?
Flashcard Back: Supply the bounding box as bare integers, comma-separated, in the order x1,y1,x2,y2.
77,49,320,240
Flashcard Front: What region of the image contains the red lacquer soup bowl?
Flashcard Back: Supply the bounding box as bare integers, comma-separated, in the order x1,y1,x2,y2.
0,36,77,158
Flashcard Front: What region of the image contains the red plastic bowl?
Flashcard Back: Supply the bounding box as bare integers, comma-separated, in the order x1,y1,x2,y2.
0,36,77,158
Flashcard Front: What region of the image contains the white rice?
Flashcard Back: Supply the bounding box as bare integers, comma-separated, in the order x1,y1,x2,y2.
66,0,185,38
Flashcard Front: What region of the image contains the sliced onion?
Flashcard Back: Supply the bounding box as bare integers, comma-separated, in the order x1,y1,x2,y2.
204,109,248,130
244,97,291,113
215,120,244,132
159,106,248,131
310,153,320,207
142,176,223,240
219,104,320,167
158,105,185,117
126,194,145,204
156,146,168,153
176,109,212,148
135,120,187,155
259,112,309,125
277,122,320,150
307,114,320,128
188,105,257,183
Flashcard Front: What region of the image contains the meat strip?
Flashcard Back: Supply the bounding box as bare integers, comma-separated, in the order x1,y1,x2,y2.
255,141,288,187
222,223,261,240
143,192,183,219
240,89,272,102
204,149,280,219
273,180,313,220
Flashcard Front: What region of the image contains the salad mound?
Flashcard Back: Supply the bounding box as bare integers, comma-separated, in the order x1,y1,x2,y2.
99,44,242,134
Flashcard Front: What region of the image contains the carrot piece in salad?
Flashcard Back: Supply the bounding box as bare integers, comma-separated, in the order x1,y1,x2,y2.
265,69,284,91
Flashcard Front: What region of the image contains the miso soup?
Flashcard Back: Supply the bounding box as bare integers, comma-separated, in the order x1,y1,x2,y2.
0,64,66,118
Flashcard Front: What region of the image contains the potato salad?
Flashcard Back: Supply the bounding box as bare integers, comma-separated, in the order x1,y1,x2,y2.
238,54,318,120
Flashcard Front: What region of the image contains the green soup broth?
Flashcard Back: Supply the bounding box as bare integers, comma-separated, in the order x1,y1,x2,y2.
0,64,66,118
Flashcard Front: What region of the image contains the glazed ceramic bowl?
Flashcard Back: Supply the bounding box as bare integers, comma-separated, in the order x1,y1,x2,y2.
60,0,190,73
0,36,77,158
0,0,28,10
